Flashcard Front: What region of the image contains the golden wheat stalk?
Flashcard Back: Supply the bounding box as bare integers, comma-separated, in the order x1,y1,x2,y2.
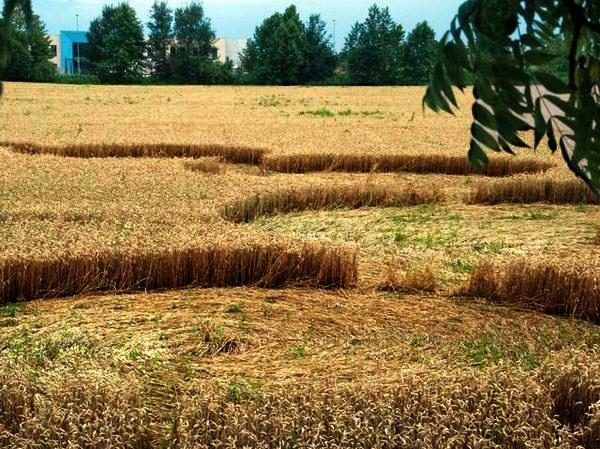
0,243,358,302
462,259,600,323
263,153,554,176
469,176,599,205
2,141,267,165
222,183,444,223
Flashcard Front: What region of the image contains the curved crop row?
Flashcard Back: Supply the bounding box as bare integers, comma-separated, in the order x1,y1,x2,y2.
263,153,554,176
0,243,357,303
462,258,600,324
222,184,444,223
3,142,556,178
469,176,599,205
1,141,267,165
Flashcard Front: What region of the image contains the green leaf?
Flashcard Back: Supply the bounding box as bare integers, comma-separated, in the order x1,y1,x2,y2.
558,138,599,196
524,81,534,110
426,67,454,114
498,136,516,155
495,62,528,83
533,98,547,149
547,119,558,153
423,85,441,113
468,139,489,173
472,102,497,130
523,50,557,65
497,119,531,148
443,43,469,89
533,71,572,94
543,94,577,116
496,108,533,132
471,122,500,152
433,63,458,109
473,77,496,105
519,33,539,48
554,115,577,132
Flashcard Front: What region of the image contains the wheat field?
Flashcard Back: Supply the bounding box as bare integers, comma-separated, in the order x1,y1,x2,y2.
0,83,599,448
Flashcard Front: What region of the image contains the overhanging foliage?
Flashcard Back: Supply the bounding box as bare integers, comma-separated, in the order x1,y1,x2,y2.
425,0,600,194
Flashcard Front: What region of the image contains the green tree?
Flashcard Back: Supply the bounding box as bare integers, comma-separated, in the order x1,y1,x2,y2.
170,2,228,84
87,3,146,84
303,14,337,83
401,21,436,85
0,9,55,82
147,1,173,81
343,5,405,85
242,5,306,85
425,0,600,194
0,0,33,93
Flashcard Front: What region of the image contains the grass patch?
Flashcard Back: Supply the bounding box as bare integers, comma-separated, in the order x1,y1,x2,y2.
3,329,94,365
448,258,475,274
299,108,335,118
463,333,503,367
414,230,459,249
0,303,22,318
473,241,507,254
226,377,261,403
257,95,290,107
393,204,440,224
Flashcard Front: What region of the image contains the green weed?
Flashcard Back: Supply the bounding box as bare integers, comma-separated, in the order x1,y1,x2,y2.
473,241,507,254
288,346,307,359
463,333,503,367
225,303,244,314
299,108,335,118
394,229,410,245
226,377,261,403
0,303,22,318
448,259,474,274
414,229,458,248
337,109,354,116
257,95,289,107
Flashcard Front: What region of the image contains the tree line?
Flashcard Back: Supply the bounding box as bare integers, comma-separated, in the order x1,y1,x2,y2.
0,2,438,85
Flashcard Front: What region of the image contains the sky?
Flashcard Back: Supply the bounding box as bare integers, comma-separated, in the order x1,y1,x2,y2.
35,0,461,50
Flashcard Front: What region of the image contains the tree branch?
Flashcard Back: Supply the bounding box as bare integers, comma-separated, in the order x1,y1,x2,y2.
569,24,581,90
562,0,585,90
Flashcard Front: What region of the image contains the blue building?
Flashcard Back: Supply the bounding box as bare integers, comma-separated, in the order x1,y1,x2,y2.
50,31,89,74
49,30,248,74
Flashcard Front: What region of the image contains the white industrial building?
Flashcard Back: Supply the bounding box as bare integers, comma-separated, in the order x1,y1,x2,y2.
213,38,247,67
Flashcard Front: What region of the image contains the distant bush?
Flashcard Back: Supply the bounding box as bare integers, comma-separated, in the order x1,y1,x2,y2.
308,72,351,86
54,74,101,85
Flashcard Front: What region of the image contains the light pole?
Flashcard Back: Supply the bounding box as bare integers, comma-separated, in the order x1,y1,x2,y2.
76,14,81,75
